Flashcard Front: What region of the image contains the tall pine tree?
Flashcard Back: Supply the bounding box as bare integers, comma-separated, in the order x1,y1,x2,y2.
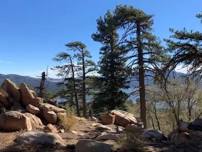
92,11,129,113
112,5,163,128
54,51,80,116
65,41,96,117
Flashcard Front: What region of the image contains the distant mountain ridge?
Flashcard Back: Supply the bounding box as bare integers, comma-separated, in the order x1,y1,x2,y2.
0,71,187,96
0,74,61,92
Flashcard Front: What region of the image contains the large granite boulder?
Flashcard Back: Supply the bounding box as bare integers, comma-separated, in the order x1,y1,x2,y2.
1,79,20,102
20,83,38,106
111,110,138,127
0,88,10,107
26,104,40,115
43,110,57,124
99,113,115,125
24,112,44,129
0,111,32,131
15,131,65,146
40,103,66,113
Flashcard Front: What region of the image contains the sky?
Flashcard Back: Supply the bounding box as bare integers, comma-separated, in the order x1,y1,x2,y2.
0,0,201,78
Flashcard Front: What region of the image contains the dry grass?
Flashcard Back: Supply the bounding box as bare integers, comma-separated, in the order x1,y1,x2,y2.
58,110,78,131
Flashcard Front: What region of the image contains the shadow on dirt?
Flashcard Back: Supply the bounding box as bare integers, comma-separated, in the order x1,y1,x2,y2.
1,143,75,152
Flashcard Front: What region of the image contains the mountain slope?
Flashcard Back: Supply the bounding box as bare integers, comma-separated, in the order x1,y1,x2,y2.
0,74,60,92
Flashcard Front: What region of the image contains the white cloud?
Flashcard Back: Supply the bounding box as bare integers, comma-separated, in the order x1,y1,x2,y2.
46,69,59,79
175,64,191,74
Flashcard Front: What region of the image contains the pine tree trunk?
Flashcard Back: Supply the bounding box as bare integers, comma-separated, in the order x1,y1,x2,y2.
187,100,192,121
69,57,80,117
153,102,161,130
137,22,147,128
82,49,87,117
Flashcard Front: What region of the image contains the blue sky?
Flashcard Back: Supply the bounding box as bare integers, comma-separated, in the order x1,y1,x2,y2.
0,0,201,77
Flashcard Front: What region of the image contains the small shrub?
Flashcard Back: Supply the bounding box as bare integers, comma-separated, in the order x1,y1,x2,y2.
118,126,146,152
58,109,77,131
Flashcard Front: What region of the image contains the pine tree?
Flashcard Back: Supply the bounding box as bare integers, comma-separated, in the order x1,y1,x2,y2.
165,12,202,76
65,41,96,117
54,52,80,116
92,11,129,113
112,5,163,128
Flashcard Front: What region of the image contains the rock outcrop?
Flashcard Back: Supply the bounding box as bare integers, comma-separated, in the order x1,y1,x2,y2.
0,79,66,132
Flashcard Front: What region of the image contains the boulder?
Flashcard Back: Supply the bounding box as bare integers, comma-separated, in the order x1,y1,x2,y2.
24,113,44,129
43,110,57,124
188,118,202,131
20,83,36,106
169,131,190,145
44,124,58,133
0,89,10,107
30,90,37,97
0,111,32,131
1,79,20,102
26,104,40,115
143,129,167,142
15,131,65,146
100,113,115,125
32,97,43,106
75,139,111,152
40,103,65,113
111,110,138,127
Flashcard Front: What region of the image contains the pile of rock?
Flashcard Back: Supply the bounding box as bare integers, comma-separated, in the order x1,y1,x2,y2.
0,79,66,132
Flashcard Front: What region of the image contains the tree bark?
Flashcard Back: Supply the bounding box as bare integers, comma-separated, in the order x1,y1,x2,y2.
137,22,147,128
153,102,161,130
81,49,87,117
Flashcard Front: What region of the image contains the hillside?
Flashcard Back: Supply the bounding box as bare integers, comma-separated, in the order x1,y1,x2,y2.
0,74,60,92
0,72,186,98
